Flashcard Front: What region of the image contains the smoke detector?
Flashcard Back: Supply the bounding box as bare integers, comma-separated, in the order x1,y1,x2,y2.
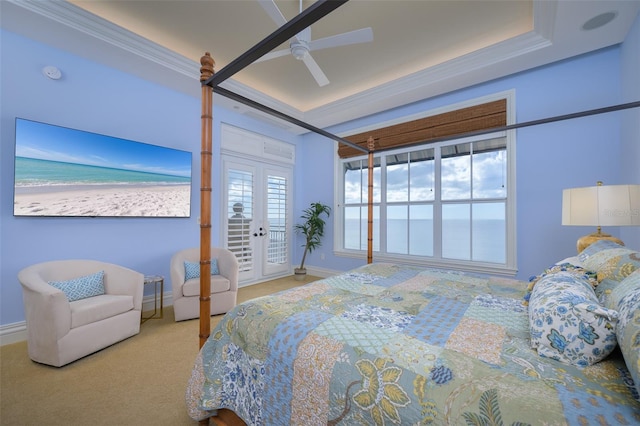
42,66,62,80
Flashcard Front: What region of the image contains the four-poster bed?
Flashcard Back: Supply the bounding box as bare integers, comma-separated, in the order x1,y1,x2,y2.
188,1,640,424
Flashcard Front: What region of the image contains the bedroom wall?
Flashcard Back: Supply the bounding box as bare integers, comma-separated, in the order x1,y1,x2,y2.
0,30,296,328
298,45,628,281
0,30,193,327
619,12,640,245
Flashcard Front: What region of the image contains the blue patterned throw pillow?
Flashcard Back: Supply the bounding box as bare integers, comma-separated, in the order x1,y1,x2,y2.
48,270,105,302
528,271,618,367
609,269,640,396
184,259,219,282
578,239,626,264
184,261,200,281
579,242,640,306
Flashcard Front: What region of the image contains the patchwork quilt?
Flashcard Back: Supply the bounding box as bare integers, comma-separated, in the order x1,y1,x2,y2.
186,263,640,425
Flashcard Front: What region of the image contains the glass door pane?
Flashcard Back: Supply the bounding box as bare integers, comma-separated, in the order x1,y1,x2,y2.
264,170,290,276
225,160,292,282
226,165,255,281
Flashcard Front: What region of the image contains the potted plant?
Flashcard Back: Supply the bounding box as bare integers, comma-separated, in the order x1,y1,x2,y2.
294,202,331,280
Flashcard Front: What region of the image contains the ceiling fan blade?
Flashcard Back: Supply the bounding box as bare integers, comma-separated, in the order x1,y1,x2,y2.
254,48,292,63
302,54,329,87
308,27,373,52
257,0,288,27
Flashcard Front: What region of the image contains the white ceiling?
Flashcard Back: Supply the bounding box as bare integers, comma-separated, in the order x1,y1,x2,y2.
2,0,639,132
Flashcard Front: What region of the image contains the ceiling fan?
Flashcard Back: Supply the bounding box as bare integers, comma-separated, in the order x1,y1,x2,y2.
255,0,373,86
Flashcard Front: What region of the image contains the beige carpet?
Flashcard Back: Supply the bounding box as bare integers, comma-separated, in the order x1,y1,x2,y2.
0,275,318,426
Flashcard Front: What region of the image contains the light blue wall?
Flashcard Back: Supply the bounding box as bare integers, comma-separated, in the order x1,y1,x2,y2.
0,30,296,326
0,30,195,325
298,45,629,280
620,13,640,245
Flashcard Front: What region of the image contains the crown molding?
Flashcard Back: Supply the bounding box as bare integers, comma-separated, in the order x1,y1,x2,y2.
305,30,552,129
6,0,302,122
8,0,197,78
304,1,558,129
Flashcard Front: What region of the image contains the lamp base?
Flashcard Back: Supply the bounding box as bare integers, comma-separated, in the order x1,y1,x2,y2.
576,231,624,253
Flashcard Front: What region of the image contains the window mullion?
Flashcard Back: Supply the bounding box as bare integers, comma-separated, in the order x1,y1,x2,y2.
380,155,387,254
361,160,366,251
466,149,472,261
434,147,442,259
406,154,411,255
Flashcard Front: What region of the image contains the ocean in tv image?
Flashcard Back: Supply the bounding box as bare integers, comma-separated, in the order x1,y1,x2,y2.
13,118,192,217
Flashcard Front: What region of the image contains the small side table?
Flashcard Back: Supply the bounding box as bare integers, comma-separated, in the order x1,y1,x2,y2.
141,275,164,323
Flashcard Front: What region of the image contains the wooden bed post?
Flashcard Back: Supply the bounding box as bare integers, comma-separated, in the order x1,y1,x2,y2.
199,53,215,350
367,136,375,264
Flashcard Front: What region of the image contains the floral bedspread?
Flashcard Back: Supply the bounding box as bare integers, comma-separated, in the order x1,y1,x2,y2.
186,263,640,425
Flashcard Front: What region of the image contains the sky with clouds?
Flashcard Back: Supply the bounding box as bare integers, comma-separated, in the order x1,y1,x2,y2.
344,140,507,221
15,118,191,178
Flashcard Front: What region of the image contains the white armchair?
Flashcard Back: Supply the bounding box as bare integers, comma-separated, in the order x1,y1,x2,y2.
170,248,239,321
18,260,144,367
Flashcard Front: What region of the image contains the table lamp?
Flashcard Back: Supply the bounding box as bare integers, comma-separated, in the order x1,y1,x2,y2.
562,181,640,253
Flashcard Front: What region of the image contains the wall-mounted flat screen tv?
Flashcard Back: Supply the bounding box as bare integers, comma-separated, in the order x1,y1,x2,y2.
13,118,192,218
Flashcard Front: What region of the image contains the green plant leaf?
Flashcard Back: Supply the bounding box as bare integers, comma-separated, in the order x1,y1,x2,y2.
295,202,331,269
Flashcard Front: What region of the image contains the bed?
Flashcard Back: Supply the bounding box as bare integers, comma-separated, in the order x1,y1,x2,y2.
186,240,640,424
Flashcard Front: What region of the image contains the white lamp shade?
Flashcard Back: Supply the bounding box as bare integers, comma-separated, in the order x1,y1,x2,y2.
562,184,640,227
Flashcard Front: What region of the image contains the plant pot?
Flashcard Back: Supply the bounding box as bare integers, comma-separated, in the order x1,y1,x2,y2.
294,268,307,281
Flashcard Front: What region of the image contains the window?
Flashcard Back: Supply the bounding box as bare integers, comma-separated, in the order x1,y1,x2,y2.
337,132,515,276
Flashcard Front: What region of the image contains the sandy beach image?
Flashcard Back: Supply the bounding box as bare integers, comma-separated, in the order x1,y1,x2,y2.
13,119,193,217
14,184,191,217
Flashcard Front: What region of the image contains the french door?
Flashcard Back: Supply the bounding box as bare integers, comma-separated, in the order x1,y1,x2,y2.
223,158,292,283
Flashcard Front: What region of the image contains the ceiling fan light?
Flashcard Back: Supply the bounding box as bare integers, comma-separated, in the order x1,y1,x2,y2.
291,42,308,60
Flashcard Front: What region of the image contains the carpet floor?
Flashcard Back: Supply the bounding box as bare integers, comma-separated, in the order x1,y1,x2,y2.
0,275,317,426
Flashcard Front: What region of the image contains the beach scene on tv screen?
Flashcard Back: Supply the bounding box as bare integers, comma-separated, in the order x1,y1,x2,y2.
13,119,192,217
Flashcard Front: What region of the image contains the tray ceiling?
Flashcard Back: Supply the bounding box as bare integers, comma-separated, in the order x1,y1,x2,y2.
3,0,639,130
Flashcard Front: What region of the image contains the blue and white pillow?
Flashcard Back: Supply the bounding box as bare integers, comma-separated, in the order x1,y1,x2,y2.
528,271,618,367
184,259,219,281
48,270,105,302
579,241,634,280
523,263,596,306
608,269,640,396
578,239,627,265
578,241,640,306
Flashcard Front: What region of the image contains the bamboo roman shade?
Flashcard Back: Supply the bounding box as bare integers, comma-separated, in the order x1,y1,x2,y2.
338,99,507,158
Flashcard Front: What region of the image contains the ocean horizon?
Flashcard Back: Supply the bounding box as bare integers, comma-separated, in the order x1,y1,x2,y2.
345,218,506,264
14,157,191,189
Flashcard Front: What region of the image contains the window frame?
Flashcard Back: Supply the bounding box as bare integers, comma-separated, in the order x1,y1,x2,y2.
333,92,517,276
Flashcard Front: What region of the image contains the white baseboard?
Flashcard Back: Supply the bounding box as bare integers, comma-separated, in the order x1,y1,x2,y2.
142,290,173,314
305,265,339,278
0,292,174,347
0,322,27,346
